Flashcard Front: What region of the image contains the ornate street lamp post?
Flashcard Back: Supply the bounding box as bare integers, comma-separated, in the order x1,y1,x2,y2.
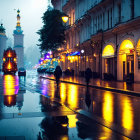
61,14,69,71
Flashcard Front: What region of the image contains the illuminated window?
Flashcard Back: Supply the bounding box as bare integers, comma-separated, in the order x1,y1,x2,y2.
119,40,134,54
102,45,114,58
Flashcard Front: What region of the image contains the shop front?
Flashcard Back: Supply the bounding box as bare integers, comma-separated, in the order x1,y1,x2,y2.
117,39,135,82
102,45,115,80
64,51,80,75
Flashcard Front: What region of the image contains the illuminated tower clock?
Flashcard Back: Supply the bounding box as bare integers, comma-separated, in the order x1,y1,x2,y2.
13,9,24,69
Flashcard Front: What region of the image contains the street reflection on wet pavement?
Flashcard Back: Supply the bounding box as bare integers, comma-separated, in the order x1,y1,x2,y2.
37,74,140,133
0,71,139,140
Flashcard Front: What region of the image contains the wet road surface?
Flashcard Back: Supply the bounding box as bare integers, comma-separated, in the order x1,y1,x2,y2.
0,70,139,140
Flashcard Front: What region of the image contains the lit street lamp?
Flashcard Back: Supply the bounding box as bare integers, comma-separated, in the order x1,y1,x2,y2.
62,15,69,23
81,50,84,54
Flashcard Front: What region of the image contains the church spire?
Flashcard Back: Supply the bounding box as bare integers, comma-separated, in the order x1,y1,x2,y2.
14,9,23,35
17,9,21,27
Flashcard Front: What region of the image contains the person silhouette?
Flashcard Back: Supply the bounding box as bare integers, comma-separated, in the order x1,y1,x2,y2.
54,66,62,87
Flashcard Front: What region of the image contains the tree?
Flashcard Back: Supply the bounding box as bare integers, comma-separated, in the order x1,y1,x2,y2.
37,7,65,52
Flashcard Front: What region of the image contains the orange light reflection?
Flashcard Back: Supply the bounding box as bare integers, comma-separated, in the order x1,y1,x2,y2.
4,75,18,95
102,91,114,123
67,115,78,128
121,96,133,131
7,96,12,105
68,84,78,109
60,83,66,103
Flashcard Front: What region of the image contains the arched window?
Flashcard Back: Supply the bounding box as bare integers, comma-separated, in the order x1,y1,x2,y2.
102,45,114,58
119,40,134,55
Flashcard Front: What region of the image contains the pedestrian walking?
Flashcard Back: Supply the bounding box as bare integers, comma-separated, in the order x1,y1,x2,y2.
54,66,62,87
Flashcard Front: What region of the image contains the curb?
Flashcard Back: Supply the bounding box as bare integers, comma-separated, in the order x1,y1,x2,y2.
39,76,140,139
40,76,140,97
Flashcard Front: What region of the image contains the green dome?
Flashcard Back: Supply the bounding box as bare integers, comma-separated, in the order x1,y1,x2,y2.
17,9,20,13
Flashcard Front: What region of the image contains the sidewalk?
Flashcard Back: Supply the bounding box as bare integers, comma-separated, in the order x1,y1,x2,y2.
40,74,140,96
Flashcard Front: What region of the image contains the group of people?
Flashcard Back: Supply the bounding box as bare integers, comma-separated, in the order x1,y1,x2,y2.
54,66,92,87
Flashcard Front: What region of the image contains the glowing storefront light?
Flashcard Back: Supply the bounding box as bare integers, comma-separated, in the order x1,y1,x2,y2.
119,40,134,54
102,45,114,58
7,62,12,69
8,52,11,57
68,55,78,63
14,58,17,62
3,58,6,62
102,91,114,123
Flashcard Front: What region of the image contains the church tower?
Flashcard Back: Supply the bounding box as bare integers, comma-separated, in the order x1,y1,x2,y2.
0,24,7,70
13,9,24,69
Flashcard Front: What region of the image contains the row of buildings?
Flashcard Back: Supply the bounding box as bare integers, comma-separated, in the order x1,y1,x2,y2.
0,10,24,70
51,0,140,82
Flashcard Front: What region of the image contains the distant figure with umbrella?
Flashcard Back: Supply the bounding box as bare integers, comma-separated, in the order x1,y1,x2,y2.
54,66,62,87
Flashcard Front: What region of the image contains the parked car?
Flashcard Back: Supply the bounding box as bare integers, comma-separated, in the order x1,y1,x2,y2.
45,67,55,74
18,67,26,76
37,67,48,73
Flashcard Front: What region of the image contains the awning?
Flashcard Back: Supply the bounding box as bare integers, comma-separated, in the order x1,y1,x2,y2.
66,51,80,56
70,51,80,56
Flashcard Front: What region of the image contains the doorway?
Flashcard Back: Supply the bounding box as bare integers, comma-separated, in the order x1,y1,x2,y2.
123,55,134,81
105,58,113,74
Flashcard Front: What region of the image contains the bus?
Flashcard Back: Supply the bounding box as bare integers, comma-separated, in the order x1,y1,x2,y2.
2,47,17,75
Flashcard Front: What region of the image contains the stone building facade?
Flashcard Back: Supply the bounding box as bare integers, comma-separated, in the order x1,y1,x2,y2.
51,0,140,82
13,9,24,69
0,24,7,70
